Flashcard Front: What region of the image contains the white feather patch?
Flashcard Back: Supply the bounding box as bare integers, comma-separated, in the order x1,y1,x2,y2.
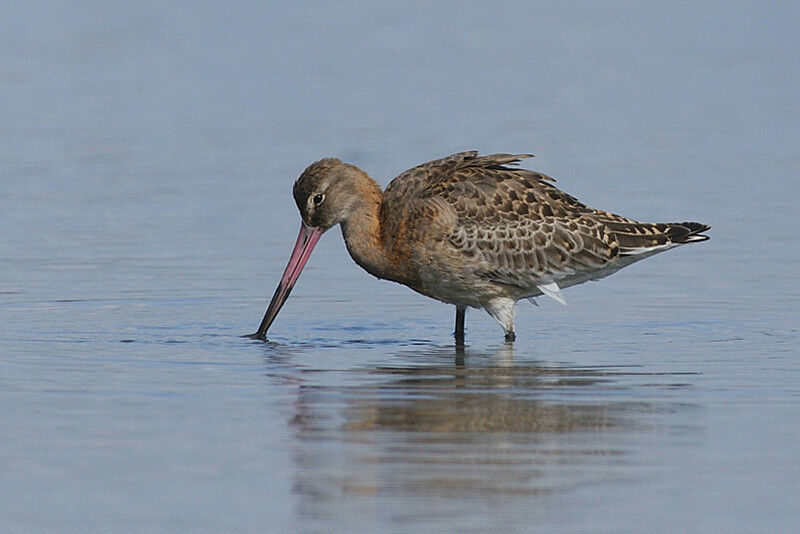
622,243,676,255
526,297,539,307
537,281,566,306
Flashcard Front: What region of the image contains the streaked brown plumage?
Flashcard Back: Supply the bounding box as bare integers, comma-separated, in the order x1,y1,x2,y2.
250,151,710,342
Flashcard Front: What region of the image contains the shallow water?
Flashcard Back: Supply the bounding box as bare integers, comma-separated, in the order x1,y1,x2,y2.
2,2,799,532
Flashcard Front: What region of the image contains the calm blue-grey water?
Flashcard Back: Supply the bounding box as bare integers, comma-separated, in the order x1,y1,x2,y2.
2,2,799,532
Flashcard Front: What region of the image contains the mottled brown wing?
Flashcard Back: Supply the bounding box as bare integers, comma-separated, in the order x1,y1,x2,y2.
448,216,621,288
381,151,695,288
402,153,620,285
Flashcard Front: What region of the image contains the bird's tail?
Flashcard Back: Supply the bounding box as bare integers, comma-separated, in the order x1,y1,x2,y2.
610,221,711,256
662,221,711,244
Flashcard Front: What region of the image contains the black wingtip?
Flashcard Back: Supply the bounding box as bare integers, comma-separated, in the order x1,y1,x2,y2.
667,221,711,243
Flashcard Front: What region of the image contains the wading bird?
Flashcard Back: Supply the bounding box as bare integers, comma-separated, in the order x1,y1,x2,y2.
248,152,709,343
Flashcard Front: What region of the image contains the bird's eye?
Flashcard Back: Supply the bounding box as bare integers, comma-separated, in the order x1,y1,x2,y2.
313,194,324,205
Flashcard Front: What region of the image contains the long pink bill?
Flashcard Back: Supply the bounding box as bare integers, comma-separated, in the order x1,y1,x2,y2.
247,222,323,340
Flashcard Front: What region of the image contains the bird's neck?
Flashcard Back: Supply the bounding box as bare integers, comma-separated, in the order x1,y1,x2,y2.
339,175,400,283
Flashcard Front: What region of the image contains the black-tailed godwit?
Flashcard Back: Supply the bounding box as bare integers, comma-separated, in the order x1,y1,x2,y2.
249,152,709,343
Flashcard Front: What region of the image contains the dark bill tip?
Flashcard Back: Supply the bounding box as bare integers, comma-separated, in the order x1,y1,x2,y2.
242,332,267,341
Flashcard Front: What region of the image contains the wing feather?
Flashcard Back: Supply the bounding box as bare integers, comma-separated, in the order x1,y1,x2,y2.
378,151,708,294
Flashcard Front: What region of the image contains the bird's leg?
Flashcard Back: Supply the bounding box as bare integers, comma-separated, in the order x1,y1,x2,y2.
485,297,517,343
454,305,466,345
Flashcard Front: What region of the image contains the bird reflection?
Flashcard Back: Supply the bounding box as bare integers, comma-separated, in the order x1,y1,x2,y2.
282,343,692,513
342,344,616,434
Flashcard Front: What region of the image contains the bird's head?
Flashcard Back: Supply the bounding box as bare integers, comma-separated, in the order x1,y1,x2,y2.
292,158,369,232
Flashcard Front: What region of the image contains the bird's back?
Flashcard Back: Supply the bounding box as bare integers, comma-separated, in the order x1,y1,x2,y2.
380,151,709,302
